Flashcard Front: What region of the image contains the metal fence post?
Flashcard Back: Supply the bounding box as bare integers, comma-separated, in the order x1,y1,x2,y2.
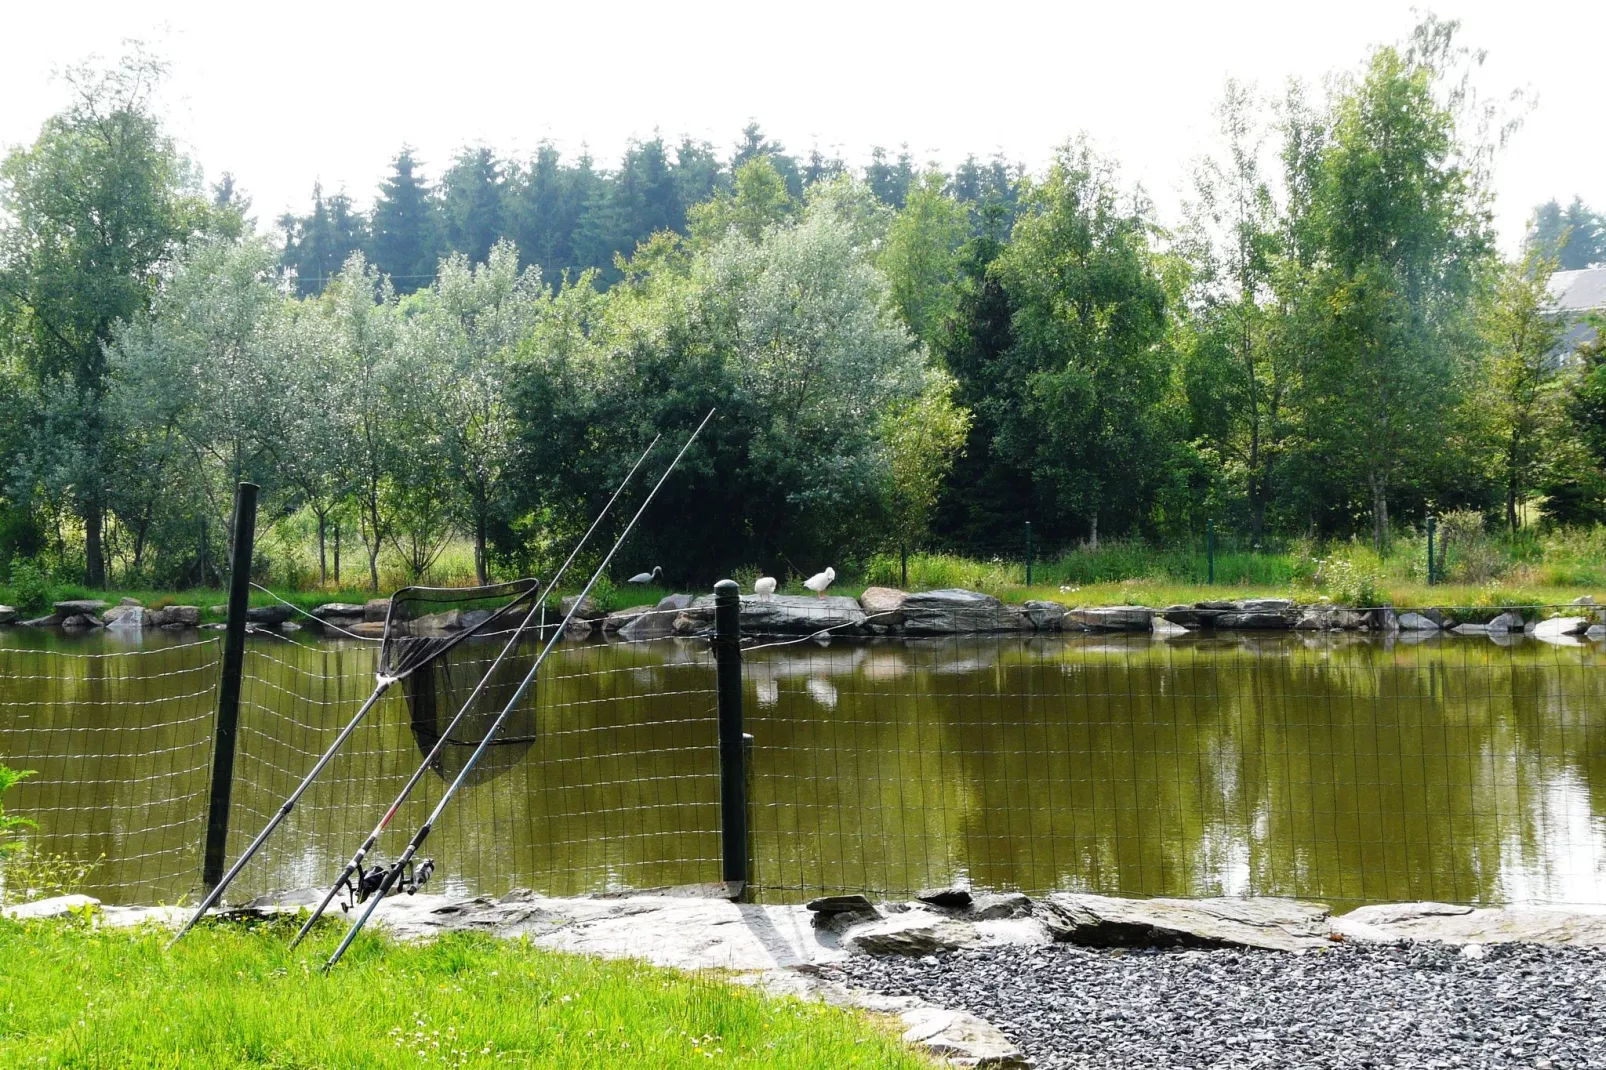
1207,518,1216,585
202,481,258,890
713,579,747,893
1025,521,1033,586
1426,515,1437,586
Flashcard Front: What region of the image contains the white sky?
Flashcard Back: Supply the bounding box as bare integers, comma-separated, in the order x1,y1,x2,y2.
2,0,1600,253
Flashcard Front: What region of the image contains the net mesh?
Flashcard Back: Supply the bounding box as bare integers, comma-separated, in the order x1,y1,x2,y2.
377,580,541,680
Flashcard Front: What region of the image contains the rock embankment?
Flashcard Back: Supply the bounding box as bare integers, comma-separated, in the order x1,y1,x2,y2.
11,586,1603,645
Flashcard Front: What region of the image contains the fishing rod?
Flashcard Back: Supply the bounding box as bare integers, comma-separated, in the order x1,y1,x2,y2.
322,409,714,971
288,433,664,948
171,580,541,946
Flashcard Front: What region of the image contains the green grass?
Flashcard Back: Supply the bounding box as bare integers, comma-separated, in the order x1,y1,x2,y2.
0,915,928,1069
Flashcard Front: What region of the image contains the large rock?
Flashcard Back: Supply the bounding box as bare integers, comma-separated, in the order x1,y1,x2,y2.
807,894,876,914
900,589,1029,634
857,587,909,625
1534,616,1589,639
21,613,63,627
1237,598,1294,612
311,602,367,619
53,599,107,616
1488,610,1524,633
60,614,100,629
1332,902,1606,948
1065,606,1153,632
117,596,142,607
1161,605,1225,629
844,911,980,955
617,595,692,641
602,604,654,634
364,598,392,622
674,593,867,637
560,594,606,622
245,604,294,626
1021,600,1067,631
1397,611,1440,631
1044,893,1332,952
102,605,145,629
0,605,18,625
1216,611,1294,630
160,605,200,627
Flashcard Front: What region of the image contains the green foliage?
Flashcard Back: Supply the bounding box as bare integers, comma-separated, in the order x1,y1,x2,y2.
1527,196,1606,270
0,762,36,864
6,558,53,612
878,170,968,345
0,921,926,1068
1310,546,1386,606
864,550,1023,591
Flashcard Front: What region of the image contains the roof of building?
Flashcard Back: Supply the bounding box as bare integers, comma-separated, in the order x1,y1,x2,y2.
1549,267,1606,313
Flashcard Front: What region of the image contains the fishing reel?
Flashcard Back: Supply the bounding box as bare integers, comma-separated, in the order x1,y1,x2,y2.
337,857,435,912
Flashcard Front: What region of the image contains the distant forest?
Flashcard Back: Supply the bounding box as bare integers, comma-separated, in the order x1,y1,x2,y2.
5,19,1606,593
269,128,1024,295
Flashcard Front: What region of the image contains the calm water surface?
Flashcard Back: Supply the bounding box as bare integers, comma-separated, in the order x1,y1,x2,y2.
1,628,1603,909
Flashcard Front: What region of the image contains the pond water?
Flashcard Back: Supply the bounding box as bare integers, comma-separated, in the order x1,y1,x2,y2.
1,628,1603,910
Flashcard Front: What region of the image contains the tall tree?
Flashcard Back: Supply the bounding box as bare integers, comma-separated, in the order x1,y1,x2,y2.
878,170,968,347
990,140,1174,546
1477,248,1567,530
0,47,205,586
369,147,440,293
1295,22,1496,550
1528,197,1606,270
279,183,368,297
439,146,505,266
1181,80,1291,540
408,241,545,583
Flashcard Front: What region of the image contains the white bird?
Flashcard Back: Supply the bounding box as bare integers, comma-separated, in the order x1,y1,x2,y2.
802,566,835,599
754,576,777,600
627,565,663,585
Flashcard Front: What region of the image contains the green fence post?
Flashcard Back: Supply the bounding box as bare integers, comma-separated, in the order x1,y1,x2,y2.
713,580,747,894
1025,521,1033,586
1426,515,1437,586
203,481,258,891
1207,519,1215,586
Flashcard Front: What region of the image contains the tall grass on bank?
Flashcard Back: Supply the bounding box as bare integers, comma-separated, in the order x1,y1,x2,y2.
0,916,927,1069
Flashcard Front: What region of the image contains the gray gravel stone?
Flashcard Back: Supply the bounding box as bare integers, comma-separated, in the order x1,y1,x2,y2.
834,940,1606,1069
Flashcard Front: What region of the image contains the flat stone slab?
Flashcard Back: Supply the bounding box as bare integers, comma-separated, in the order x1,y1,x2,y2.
1045,893,1333,952
311,602,366,619
1534,616,1589,638
808,894,876,913
53,599,107,615
1,894,101,919
1066,606,1152,632
1332,902,1606,947
1216,610,1294,630
900,589,1029,635
843,911,980,955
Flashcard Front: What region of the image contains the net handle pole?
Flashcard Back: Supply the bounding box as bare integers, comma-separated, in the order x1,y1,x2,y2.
324,408,714,971
171,679,393,945
289,432,663,949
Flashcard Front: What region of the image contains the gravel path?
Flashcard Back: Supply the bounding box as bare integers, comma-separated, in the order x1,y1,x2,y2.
833,941,1606,1069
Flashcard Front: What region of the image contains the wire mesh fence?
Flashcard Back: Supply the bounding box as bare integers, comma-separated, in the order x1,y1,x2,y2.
1,600,1604,912
0,640,219,902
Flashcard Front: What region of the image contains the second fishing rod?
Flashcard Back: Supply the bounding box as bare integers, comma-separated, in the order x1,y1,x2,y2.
287,432,664,948
321,409,714,970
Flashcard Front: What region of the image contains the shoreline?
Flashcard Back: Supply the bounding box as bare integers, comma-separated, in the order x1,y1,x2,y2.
10,889,1606,1068
4,586,1603,644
